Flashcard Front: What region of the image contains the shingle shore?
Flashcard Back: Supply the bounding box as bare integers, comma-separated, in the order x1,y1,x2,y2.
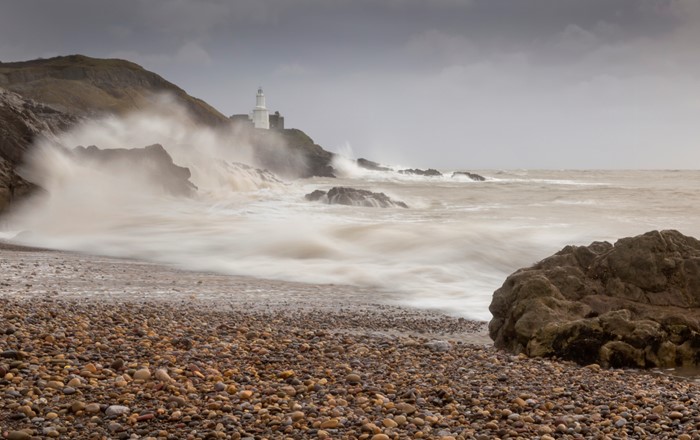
0,246,698,439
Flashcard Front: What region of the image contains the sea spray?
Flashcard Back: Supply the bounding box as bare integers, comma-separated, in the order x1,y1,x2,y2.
6,108,700,319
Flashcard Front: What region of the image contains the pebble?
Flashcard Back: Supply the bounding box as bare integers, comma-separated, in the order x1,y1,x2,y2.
42,428,60,438
46,380,64,390
108,421,124,432
137,413,155,422
110,358,124,370
85,403,101,414
105,405,131,416
154,368,174,382
346,373,362,384
133,368,151,381
290,411,305,422
396,403,416,414
320,418,340,429
70,402,86,413
382,418,398,428
425,340,452,352
0,350,22,360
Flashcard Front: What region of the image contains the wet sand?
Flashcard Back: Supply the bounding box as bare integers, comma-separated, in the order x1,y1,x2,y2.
0,244,698,439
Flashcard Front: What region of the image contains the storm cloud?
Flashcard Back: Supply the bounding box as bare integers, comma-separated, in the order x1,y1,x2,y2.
2,0,699,168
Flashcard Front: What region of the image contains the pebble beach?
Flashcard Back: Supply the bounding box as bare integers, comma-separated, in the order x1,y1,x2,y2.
1,244,699,440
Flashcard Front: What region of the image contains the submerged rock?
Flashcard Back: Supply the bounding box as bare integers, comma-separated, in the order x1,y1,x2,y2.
305,187,408,208
357,158,392,172
489,230,700,368
451,171,486,181
398,168,442,177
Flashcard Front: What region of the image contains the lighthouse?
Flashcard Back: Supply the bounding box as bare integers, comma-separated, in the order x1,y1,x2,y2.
229,88,284,130
252,87,270,129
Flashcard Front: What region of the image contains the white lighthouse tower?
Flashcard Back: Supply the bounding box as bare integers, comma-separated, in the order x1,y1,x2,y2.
252,87,270,129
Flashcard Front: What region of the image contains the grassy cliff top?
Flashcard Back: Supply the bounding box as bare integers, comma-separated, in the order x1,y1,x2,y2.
0,54,144,70
0,55,228,126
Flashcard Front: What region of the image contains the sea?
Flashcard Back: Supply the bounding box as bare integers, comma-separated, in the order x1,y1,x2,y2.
3,145,700,322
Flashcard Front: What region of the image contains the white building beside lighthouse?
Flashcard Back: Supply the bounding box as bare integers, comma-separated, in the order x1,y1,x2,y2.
251,87,270,129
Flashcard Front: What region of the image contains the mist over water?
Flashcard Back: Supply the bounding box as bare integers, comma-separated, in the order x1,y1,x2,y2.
5,109,700,321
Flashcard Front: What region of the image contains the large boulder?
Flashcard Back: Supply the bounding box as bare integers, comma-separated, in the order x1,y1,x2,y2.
489,230,700,368
305,187,408,208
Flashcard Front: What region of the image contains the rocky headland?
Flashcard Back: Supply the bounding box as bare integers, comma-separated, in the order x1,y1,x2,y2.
489,230,700,369
0,55,340,213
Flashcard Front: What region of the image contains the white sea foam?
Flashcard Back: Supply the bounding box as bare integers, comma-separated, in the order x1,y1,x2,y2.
4,109,700,320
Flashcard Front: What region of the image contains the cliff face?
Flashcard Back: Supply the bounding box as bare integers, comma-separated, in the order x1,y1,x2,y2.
0,88,76,212
0,55,228,127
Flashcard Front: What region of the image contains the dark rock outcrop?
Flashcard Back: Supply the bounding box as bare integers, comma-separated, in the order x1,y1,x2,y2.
0,157,34,212
0,88,76,212
305,187,408,208
489,230,700,368
251,128,335,178
452,171,486,181
357,158,391,172
399,168,442,177
73,144,196,197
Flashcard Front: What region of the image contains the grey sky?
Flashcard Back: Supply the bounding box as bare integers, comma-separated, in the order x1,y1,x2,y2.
2,0,699,169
